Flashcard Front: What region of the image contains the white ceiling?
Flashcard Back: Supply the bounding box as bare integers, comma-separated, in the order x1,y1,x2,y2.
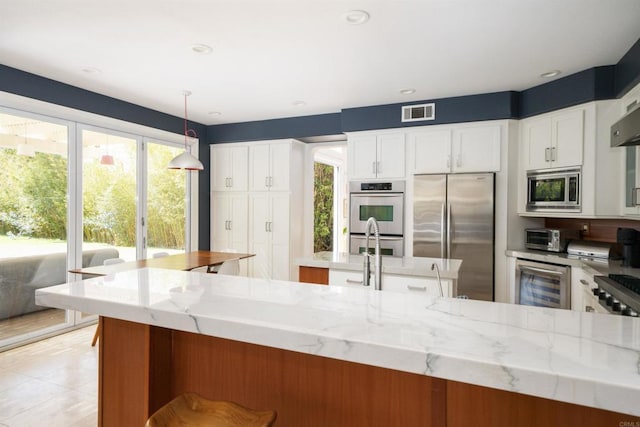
1,0,640,126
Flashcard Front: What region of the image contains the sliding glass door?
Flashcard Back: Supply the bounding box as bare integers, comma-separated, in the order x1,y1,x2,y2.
0,109,71,344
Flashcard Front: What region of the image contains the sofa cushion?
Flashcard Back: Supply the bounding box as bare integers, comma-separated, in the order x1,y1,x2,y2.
0,248,119,320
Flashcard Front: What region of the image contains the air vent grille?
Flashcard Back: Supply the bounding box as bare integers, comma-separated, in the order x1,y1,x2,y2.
401,103,435,122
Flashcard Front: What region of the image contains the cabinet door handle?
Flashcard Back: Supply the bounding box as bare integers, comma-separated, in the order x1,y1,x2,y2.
580,279,589,286
346,279,363,285
585,305,594,313
265,222,269,232
551,147,556,161
228,220,232,230
545,147,550,162
407,285,427,292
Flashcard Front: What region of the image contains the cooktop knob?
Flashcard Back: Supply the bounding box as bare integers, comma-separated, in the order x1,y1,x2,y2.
612,301,622,312
592,287,600,296
606,295,614,306
599,290,610,301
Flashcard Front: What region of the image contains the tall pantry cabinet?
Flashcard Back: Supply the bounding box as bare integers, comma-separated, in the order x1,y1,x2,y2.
210,139,304,281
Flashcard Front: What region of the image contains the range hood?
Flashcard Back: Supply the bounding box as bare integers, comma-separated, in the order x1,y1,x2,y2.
611,106,640,147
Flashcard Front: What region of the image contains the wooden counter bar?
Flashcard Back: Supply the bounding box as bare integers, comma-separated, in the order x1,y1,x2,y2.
36,268,640,426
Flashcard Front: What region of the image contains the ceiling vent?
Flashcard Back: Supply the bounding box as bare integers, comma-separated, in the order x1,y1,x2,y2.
401,103,435,123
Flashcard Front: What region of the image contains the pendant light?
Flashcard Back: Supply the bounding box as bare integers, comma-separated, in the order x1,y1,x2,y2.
168,91,204,171
100,135,114,165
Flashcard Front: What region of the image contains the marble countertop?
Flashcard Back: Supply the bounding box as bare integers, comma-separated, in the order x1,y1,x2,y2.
296,251,462,279
36,268,640,417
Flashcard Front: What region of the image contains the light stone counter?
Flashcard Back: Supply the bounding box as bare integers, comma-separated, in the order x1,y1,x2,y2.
296,251,462,279
36,267,640,417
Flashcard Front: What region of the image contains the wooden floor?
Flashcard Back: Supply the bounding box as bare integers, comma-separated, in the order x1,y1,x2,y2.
0,309,67,341
0,326,98,426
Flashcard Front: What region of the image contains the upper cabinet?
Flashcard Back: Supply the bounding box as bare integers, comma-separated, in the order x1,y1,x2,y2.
620,85,640,216
249,141,292,191
521,108,584,170
348,133,405,179
210,145,249,191
409,123,501,174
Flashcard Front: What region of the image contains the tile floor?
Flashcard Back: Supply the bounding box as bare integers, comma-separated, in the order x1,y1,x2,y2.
0,326,98,427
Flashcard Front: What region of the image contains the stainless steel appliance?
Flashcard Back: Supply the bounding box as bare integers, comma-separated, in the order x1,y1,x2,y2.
413,173,494,300
349,180,404,256
350,235,403,257
611,105,640,147
515,259,571,309
592,274,640,316
525,228,579,252
526,167,580,212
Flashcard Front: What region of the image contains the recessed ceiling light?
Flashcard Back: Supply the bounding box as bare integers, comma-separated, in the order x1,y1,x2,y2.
342,10,370,25
81,67,101,74
191,44,213,54
208,111,221,116
540,70,561,78
400,88,416,95
293,101,306,107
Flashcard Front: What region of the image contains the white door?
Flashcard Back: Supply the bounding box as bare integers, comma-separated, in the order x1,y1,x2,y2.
249,144,271,191
349,135,378,179
411,130,451,174
249,193,271,278
377,133,406,178
552,109,584,168
270,193,290,280
229,145,249,191
523,117,551,170
228,193,248,253
211,146,231,191
269,143,291,191
452,125,501,172
211,193,230,250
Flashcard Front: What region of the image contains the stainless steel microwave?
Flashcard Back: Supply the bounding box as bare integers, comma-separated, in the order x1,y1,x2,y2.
526,167,581,211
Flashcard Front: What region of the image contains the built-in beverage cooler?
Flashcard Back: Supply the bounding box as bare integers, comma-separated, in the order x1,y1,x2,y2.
515,259,571,309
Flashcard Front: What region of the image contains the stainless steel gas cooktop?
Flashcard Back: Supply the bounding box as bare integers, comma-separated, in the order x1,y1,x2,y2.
592,274,640,317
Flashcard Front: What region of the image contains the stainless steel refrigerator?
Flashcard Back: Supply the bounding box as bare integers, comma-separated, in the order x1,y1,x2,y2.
413,173,494,301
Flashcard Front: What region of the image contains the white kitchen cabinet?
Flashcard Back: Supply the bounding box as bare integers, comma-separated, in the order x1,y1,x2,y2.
328,268,452,297
410,123,501,174
249,141,291,191
210,193,249,275
248,192,291,281
348,133,405,179
572,267,609,314
210,145,248,191
521,108,584,170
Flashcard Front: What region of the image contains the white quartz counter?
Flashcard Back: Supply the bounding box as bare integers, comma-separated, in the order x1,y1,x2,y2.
36,268,640,417
296,251,462,279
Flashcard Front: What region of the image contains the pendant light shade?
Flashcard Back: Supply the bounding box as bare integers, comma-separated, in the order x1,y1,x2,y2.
168,91,204,171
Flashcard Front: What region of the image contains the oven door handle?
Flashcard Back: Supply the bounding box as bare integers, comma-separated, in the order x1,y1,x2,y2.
518,265,564,276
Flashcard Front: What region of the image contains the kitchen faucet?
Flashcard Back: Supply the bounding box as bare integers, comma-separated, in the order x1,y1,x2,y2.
363,217,382,290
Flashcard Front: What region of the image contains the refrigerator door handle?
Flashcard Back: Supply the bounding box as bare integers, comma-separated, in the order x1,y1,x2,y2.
446,203,452,259
440,203,446,258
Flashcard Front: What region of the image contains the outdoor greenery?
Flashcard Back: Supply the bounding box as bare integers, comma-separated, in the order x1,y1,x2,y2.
0,145,185,249
314,162,333,252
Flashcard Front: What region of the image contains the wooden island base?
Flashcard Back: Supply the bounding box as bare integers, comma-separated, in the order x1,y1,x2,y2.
99,317,638,427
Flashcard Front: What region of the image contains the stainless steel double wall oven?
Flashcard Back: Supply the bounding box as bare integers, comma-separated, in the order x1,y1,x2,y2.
349,180,405,256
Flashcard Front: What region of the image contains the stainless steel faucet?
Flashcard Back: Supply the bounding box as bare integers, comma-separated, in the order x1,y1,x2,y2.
363,217,382,290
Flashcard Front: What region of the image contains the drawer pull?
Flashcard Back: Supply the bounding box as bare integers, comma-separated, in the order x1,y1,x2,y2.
580,279,589,286
585,305,594,312
346,279,363,285
407,285,427,292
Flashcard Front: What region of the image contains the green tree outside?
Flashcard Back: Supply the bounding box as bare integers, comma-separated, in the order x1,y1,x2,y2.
314,162,333,252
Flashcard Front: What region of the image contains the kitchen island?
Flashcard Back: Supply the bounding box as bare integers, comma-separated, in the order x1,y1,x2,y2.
296,252,462,296
36,268,640,426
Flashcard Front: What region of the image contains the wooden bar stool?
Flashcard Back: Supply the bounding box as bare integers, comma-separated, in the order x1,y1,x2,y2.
145,392,277,427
